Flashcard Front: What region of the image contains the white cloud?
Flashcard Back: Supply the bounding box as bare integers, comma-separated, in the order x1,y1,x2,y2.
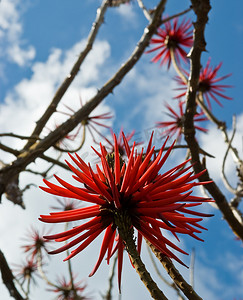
0,38,111,153
0,0,35,66
115,3,138,25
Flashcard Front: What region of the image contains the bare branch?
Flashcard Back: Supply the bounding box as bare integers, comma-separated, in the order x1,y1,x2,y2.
137,0,152,21
221,115,238,194
184,0,243,240
103,254,118,300
0,133,40,140
0,0,169,202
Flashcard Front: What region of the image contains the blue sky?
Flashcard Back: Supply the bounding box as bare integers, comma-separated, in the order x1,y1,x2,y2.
0,0,243,299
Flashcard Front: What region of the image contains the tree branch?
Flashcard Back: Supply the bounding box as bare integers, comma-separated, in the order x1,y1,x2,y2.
184,0,243,240
147,243,202,300
0,0,168,202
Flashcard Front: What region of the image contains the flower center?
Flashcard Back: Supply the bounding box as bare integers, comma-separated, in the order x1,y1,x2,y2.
198,80,211,93
176,116,184,128
164,35,178,49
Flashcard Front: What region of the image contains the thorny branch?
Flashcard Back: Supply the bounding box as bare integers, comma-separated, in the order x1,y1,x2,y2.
183,0,243,240
0,0,168,202
148,242,202,300
146,244,186,300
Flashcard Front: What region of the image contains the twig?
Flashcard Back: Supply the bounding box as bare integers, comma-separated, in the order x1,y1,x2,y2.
104,254,118,300
137,0,152,21
64,223,75,295
0,142,20,156
0,133,40,140
0,0,169,201
197,93,241,165
221,115,238,194
40,154,70,171
161,7,193,26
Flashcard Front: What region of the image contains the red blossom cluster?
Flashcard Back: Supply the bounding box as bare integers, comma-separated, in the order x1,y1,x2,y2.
39,132,213,289
147,17,232,142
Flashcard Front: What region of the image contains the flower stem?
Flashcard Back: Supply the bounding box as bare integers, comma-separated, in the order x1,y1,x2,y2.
36,251,59,289
170,49,188,84
115,213,168,300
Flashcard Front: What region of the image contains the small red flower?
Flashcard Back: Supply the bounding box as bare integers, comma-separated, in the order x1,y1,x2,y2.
156,101,208,142
48,274,89,300
59,99,112,145
12,259,38,285
21,227,51,262
146,18,193,68
51,123,81,151
39,132,213,290
174,58,232,109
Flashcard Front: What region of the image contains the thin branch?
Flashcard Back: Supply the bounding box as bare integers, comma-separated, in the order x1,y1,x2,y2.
104,254,118,300
197,93,241,165
0,142,20,156
154,144,214,158
137,0,152,21
221,115,238,194
53,125,86,153
0,0,169,201
161,7,192,26
0,133,40,140
40,154,70,171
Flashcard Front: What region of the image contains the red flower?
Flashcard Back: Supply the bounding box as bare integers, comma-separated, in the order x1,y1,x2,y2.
51,123,81,151
104,128,140,156
21,227,51,262
48,275,90,300
12,259,38,285
39,132,213,290
146,18,193,68
59,99,112,145
175,58,232,109
156,101,208,142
